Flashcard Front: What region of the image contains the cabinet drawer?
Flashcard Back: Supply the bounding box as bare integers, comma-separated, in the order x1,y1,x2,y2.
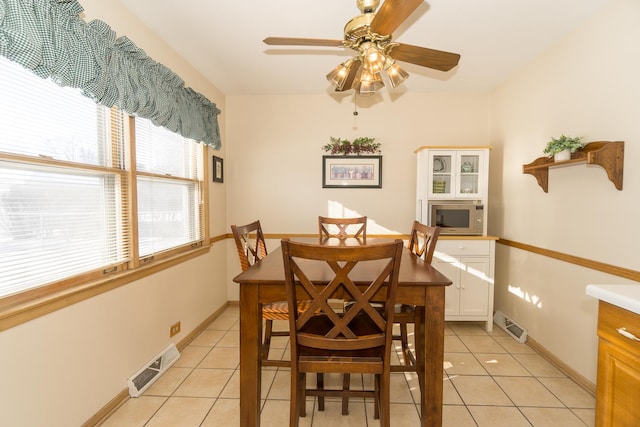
435,239,492,256
598,301,640,357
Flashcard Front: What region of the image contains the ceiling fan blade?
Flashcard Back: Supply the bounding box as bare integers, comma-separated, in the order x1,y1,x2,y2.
370,0,424,36
263,37,344,47
335,59,362,92
390,43,460,71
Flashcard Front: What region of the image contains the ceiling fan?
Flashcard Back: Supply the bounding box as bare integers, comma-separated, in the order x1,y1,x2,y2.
263,0,460,95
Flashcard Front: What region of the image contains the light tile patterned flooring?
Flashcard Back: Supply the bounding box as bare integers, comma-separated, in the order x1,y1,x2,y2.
100,306,595,426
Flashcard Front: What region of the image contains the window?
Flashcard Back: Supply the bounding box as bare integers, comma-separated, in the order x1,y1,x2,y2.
0,55,205,302
135,117,203,258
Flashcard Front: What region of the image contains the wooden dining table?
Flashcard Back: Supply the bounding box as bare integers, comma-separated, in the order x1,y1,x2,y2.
233,237,452,427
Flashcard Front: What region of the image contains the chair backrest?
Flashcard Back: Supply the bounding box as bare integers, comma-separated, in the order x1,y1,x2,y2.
231,220,267,271
408,221,440,264
281,239,403,353
318,216,367,239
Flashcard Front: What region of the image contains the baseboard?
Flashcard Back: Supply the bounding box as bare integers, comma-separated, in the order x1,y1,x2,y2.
87,301,236,426
525,335,596,396
175,302,233,351
83,389,129,427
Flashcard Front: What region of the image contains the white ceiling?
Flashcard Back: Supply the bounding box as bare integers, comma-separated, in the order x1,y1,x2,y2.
117,0,610,96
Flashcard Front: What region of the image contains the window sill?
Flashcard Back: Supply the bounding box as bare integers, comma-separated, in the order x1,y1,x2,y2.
0,245,211,332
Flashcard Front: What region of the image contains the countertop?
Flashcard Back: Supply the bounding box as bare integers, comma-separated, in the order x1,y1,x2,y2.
586,284,640,315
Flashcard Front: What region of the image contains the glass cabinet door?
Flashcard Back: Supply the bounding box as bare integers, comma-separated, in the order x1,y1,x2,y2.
429,153,453,197
427,150,484,199
457,153,481,198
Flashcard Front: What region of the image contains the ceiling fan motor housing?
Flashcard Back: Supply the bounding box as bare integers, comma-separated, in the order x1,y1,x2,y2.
357,0,380,14
344,13,376,44
347,0,381,43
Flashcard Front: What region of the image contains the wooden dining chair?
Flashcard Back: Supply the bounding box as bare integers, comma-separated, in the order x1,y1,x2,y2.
318,215,368,410
318,215,367,239
231,220,296,367
392,221,441,371
281,238,403,427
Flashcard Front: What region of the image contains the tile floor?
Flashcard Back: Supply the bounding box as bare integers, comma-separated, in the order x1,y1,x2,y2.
99,306,595,426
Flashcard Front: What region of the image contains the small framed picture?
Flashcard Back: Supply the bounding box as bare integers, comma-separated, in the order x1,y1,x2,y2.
322,155,382,188
212,156,223,183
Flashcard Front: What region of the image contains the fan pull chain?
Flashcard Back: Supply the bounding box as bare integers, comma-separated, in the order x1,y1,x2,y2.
353,93,358,116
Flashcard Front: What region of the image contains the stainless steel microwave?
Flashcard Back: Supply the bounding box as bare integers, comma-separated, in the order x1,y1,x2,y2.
429,203,484,235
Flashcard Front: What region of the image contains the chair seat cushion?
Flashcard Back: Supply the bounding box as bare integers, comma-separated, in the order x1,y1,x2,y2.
262,300,315,320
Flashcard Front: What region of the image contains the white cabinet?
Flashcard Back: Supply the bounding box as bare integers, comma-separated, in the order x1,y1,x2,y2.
432,239,496,331
416,146,495,330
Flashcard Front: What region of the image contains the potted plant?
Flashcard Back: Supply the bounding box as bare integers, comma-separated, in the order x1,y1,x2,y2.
543,135,584,161
323,137,381,155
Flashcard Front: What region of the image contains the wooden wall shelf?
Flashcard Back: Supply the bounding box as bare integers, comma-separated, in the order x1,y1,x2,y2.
522,141,624,192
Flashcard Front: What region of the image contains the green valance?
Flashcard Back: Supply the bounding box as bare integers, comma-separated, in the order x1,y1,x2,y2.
0,0,221,149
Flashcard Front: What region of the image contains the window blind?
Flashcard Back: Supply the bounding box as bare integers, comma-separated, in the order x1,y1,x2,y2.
0,56,129,298
134,116,203,257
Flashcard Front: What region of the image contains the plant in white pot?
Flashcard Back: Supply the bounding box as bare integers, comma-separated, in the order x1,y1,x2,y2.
543,135,584,161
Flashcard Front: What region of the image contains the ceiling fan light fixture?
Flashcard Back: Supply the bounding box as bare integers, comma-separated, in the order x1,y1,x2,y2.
357,81,377,96
385,61,409,89
362,43,387,74
326,59,355,90
353,66,383,95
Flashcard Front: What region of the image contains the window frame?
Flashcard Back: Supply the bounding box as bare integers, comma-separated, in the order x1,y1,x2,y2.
0,92,211,332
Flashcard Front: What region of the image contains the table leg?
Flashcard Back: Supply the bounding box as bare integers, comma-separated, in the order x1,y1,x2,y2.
420,286,446,427
414,306,426,399
240,284,262,427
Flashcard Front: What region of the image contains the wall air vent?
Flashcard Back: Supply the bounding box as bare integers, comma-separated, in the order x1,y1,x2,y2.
128,343,180,397
493,311,528,343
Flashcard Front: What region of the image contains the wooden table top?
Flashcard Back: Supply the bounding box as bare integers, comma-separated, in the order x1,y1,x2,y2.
233,237,452,289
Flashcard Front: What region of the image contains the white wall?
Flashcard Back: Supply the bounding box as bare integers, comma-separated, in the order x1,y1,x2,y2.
0,1,229,426
488,0,640,383
224,92,490,299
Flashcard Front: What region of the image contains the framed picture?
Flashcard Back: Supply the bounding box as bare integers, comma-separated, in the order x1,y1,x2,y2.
322,155,382,188
212,156,223,183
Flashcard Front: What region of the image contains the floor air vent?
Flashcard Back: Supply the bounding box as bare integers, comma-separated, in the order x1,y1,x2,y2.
493,311,528,343
128,343,180,397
